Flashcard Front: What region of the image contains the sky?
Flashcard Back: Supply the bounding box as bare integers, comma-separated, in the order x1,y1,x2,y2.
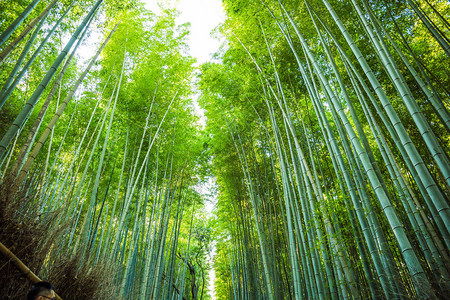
144,0,226,65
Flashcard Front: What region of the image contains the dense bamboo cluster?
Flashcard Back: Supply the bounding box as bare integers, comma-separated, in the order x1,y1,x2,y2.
1,0,449,299
200,0,449,299
0,1,210,299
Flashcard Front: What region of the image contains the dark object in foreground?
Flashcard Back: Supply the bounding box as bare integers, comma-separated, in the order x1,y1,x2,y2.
27,281,56,300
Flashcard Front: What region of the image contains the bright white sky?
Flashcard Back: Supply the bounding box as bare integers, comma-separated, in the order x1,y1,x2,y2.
144,0,225,65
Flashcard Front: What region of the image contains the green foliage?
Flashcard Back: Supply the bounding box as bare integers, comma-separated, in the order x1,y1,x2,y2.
1,0,449,299
1,0,212,299
199,0,450,299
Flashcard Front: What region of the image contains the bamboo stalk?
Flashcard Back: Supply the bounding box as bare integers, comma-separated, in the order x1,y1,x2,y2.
0,241,63,300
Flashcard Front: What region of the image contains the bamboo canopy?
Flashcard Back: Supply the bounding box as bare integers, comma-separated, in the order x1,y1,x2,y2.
0,0,448,299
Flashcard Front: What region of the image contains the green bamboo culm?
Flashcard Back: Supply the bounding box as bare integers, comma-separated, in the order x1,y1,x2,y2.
0,2,74,109
9,3,89,178
0,0,103,161
0,0,41,48
0,0,59,63
0,7,50,110
204,0,450,298
15,22,119,184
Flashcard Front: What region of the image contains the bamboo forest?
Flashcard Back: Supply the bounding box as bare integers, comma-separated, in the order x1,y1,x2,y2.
0,0,449,299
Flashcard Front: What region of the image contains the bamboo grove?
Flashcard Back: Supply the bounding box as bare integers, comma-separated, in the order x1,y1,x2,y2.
0,0,212,299
198,0,449,299
0,0,449,299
